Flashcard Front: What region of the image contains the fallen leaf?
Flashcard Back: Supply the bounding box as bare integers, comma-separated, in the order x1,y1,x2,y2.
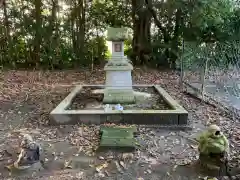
5,164,15,171
76,172,84,178
173,165,178,171
98,156,104,160
119,161,126,169
122,153,133,160
107,155,114,159
98,172,105,177
146,169,152,174
114,161,123,173
190,145,198,149
96,162,108,173
64,160,72,169
104,170,110,176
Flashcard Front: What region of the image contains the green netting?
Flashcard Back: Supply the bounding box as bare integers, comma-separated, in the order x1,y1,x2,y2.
179,40,240,120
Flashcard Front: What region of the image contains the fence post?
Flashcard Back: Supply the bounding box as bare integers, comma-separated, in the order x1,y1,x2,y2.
179,40,185,91
200,58,208,101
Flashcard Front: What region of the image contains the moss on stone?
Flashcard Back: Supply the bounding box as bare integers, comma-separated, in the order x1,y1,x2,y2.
106,27,130,41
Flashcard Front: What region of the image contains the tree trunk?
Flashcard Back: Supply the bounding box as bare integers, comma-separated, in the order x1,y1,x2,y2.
3,0,10,41
170,8,183,69
71,1,77,55
47,0,58,68
0,0,10,66
76,0,85,65
33,0,42,68
71,0,85,66
49,0,57,37
131,0,151,65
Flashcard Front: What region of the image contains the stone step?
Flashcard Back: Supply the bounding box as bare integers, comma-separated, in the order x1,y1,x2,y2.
101,130,134,138
100,138,136,147
99,126,137,148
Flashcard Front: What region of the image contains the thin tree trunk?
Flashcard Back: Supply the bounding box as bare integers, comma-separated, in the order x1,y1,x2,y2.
76,0,85,65
49,0,57,38
49,0,58,69
71,0,78,59
1,0,10,66
3,0,10,41
33,0,42,68
170,8,183,69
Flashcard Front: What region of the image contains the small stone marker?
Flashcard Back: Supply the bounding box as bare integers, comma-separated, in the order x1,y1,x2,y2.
7,134,44,173
99,126,137,148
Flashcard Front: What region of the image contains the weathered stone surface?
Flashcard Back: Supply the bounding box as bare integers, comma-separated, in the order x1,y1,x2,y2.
106,27,130,41
101,126,137,137
104,28,135,104
51,113,184,125
101,129,133,138
104,67,133,88
103,89,135,104
100,126,137,148
100,138,136,147
178,114,188,125
50,85,188,126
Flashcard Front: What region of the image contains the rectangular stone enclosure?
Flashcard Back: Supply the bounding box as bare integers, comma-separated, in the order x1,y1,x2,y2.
50,85,188,125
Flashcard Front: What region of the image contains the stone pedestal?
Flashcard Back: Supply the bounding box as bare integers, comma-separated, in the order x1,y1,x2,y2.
103,27,135,104
103,57,135,104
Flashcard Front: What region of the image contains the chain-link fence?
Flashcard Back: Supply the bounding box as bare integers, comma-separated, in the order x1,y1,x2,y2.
180,40,240,120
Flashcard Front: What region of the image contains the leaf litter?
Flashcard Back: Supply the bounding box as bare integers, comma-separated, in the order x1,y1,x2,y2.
0,67,240,179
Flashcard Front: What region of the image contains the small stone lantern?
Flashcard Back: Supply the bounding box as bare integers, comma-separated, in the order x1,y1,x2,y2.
103,27,135,104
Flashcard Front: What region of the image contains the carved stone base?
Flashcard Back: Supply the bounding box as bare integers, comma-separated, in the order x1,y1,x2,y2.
103,58,135,104
199,153,226,170
103,89,135,104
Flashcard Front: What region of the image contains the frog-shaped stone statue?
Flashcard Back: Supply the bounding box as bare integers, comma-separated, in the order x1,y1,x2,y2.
197,124,229,170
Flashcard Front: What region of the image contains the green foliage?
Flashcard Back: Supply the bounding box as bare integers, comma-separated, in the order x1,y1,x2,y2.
0,0,239,69
183,2,224,41
124,39,132,57
90,0,131,28
85,36,108,65
105,50,111,61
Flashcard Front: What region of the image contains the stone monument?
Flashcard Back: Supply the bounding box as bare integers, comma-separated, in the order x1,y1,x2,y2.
13,134,43,171
103,27,135,104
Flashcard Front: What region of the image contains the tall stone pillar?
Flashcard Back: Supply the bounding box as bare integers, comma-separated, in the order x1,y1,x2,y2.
103,27,135,104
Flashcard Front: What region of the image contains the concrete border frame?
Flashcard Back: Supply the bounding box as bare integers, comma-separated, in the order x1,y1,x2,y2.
50,85,188,125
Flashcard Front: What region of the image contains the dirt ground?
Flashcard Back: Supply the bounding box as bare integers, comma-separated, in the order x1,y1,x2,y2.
0,67,240,180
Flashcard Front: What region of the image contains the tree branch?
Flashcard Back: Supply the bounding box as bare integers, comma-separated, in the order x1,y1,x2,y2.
144,0,168,42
